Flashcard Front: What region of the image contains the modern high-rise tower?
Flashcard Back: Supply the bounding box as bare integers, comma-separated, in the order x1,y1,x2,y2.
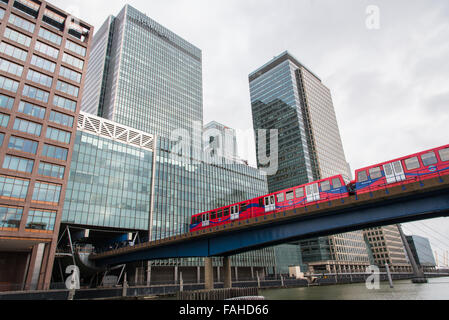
82,4,203,148
249,51,370,273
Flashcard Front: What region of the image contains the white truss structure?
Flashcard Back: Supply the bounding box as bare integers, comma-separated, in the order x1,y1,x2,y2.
77,112,155,152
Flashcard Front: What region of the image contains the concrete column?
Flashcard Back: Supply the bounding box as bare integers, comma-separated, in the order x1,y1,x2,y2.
204,258,214,290
197,266,201,284
251,266,254,279
147,262,152,286
217,265,220,282
174,266,178,284
223,256,232,289
234,266,238,282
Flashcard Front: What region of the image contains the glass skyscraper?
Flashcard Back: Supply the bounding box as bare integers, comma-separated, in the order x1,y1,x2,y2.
249,51,370,274
82,4,203,149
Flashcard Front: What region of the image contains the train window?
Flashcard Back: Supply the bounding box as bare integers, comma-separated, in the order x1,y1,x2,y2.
421,152,438,166
439,148,449,162
217,210,223,218
224,207,230,216
259,198,264,207
286,191,294,201
241,203,247,212
332,178,342,189
295,187,304,198
321,180,331,191
357,171,368,182
369,167,382,179
210,211,216,220
404,157,420,170
276,193,285,202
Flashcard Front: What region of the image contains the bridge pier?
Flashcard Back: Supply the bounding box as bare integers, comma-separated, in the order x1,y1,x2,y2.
204,257,214,290
223,256,232,289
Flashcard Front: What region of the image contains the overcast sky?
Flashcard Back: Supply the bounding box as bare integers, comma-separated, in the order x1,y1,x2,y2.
51,0,449,264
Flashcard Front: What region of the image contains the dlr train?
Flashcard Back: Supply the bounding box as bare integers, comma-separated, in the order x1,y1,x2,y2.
190,144,449,232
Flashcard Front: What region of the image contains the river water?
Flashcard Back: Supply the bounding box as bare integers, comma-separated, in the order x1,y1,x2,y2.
260,277,449,300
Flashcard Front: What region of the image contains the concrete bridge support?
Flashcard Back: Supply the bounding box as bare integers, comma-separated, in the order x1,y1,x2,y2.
204,258,214,290
223,256,232,289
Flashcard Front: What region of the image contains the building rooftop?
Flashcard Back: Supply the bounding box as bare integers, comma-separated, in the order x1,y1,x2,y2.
249,50,321,82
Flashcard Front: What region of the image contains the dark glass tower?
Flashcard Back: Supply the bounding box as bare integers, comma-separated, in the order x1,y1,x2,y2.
249,51,369,273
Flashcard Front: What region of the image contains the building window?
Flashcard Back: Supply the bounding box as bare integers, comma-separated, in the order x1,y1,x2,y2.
56,80,79,97
32,182,61,205
8,136,39,154
26,209,56,232
0,113,10,128
62,53,84,70
38,162,65,179
0,206,23,230
4,27,32,47
0,175,29,201
49,111,74,128
22,85,49,103
26,69,53,87
38,27,62,45
13,118,42,136
30,54,56,72
53,95,77,112
0,57,24,77
65,40,86,57
0,42,28,62
18,101,46,119
59,66,82,83
34,40,59,59
41,144,68,161
46,127,71,144
2,155,34,173
0,94,15,110
0,75,20,93
8,13,36,33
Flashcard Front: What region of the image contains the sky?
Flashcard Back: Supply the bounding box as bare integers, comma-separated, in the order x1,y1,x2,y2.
50,0,449,265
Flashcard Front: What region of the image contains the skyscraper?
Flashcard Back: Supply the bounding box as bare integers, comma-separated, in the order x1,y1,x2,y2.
82,4,203,148
249,51,370,274
0,0,92,291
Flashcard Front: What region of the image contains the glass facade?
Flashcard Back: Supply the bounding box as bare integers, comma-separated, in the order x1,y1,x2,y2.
249,51,369,272
406,235,436,268
82,5,203,149
63,130,154,231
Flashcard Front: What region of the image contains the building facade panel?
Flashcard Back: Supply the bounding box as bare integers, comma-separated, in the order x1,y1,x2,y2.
0,0,92,291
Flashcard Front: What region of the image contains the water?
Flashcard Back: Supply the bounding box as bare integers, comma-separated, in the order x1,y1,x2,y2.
260,277,449,300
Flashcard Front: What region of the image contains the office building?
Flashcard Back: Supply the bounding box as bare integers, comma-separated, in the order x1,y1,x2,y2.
406,234,436,272
203,121,239,161
0,0,92,291
59,111,274,286
249,51,370,274
81,4,203,149
364,225,412,272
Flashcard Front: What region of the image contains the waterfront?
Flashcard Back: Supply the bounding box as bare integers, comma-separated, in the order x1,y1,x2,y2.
260,277,449,300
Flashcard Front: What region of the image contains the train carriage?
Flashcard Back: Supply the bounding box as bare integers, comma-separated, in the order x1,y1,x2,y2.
190,175,349,232
354,144,449,194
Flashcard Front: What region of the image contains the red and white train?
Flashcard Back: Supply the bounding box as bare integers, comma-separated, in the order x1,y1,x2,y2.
190,144,449,232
